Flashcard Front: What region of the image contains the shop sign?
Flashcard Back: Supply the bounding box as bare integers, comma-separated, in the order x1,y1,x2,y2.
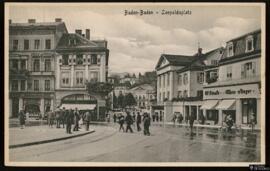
204,84,260,99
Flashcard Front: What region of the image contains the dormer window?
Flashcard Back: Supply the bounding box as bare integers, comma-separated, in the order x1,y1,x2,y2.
246,36,254,53
227,42,234,57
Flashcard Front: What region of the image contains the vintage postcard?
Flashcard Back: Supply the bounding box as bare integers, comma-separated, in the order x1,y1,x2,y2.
4,2,266,167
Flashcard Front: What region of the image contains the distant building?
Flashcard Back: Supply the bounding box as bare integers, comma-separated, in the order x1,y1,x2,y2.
9,18,68,118
119,74,138,85
113,83,130,97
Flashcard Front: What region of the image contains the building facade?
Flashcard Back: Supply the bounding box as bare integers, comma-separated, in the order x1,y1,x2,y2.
202,30,261,128
9,18,68,118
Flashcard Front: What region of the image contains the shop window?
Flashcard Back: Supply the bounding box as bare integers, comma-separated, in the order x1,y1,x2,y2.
13,40,19,50
11,80,18,91
226,66,232,80
206,110,219,124
76,54,83,65
44,59,51,71
44,99,51,113
34,80,39,91
34,40,40,50
45,39,51,50
246,36,254,52
45,80,51,91
24,39,29,50
62,54,69,65
227,42,234,57
33,59,40,71
21,80,25,91
242,99,257,124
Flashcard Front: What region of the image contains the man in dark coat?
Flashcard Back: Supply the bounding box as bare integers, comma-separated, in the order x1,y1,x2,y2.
66,109,73,134
125,112,133,133
118,114,125,132
136,112,142,132
143,113,151,136
73,108,80,131
113,113,117,123
55,108,61,128
84,111,91,131
18,110,26,129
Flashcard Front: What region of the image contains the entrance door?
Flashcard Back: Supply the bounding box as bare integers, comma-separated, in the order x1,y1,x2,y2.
12,98,19,118
185,106,190,121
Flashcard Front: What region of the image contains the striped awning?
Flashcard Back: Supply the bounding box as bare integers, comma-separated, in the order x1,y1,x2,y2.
60,104,96,110
200,100,219,110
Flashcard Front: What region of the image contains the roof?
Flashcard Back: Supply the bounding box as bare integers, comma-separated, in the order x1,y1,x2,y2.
56,33,108,51
9,21,68,32
129,84,154,91
155,54,196,69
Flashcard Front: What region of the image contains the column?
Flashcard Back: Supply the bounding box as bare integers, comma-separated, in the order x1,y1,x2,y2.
71,65,74,87
218,109,223,126
9,99,12,118
189,105,191,124
50,98,54,112
169,72,174,100
235,99,242,126
196,105,199,122
85,60,89,82
40,98,44,117
19,98,23,111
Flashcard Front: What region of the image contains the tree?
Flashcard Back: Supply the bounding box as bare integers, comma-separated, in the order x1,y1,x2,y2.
124,93,137,108
86,82,113,99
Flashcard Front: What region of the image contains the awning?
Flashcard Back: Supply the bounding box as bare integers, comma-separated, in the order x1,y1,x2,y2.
60,104,96,110
200,100,219,110
215,100,236,110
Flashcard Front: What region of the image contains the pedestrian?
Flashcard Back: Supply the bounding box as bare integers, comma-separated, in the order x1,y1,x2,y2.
179,113,183,124
225,114,234,133
125,112,134,133
73,108,80,131
156,113,159,122
66,109,73,134
118,114,125,132
160,113,163,122
136,112,142,131
61,107,68,128
250,112,256,132
84,111,91,131
113,113,117,123
172,114,177,126
48,110,55,128
143,113,151,136
18,110,26,129
189,113,195,133
55,108,61,128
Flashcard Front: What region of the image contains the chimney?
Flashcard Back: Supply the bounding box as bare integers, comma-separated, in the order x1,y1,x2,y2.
198,48,202,56
75,29,82,35
28,19,36,23
85,29,90,40
55,18,62,22
9,19,12,24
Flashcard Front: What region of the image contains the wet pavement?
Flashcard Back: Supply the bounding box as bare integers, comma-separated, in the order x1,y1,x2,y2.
8,124,261,163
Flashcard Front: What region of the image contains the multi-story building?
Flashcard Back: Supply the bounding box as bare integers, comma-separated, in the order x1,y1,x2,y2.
55,29,109,121
113,83,130,97
202,29,261,128
128,84,155,110
9,18,68,118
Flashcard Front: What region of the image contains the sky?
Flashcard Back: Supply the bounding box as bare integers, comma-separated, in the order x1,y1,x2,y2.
7,3,262,75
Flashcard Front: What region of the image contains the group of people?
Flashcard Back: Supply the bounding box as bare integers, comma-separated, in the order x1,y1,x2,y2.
115,111,151,136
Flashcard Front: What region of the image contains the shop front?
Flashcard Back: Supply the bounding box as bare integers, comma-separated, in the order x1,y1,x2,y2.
200,100,219,125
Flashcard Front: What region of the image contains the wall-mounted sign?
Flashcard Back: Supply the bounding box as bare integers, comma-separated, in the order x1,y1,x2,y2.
204,83,260,100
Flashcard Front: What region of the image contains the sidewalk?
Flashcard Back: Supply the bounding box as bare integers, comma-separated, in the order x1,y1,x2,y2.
9,125,95,149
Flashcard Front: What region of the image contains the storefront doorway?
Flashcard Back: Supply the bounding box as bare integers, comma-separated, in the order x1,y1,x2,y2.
11,98,19,118
242,98,257,125
206,110,219,125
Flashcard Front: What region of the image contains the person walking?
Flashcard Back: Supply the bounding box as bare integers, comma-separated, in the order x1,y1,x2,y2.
136,112,142,132
125,112,134,133
113,113,117,123
189,113,195,133
73,108,80,131
61,108,68,128
55,108,61,128
66,109,73,134
143,113,151,136
18,110,26,129
84,111,91,131
48,110,55,128
118,114,125,132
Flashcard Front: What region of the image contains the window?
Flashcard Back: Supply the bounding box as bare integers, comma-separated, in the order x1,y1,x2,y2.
91,54,97,64
90,72,98,82
27,81,32,90
34,80,39,91
76,54,83,65
75,71,84,86
21,60,26,70
45,39,51,50
242,99,257,124
183,73,188,85
11,80,18,91
227,42,234,57
197,72,204,84
45,59,51,71
13,40,18,50
12,59,18,70
62,54,69,65
183,90,187,97
226,66,232,79
241,62,256,78
24,40,29,50
246,36,254,52
33,59,40,71
178,91,182,98
167,91,170,99
167,72,170,86
211,60,218,65
178,75,182,85
20,80,25,91
197,90,203,97
61,72,70,87
34,40,40,49
45,80,50,91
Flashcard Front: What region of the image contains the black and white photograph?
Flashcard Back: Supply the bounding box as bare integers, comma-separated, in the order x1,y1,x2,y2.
4,3,266,167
